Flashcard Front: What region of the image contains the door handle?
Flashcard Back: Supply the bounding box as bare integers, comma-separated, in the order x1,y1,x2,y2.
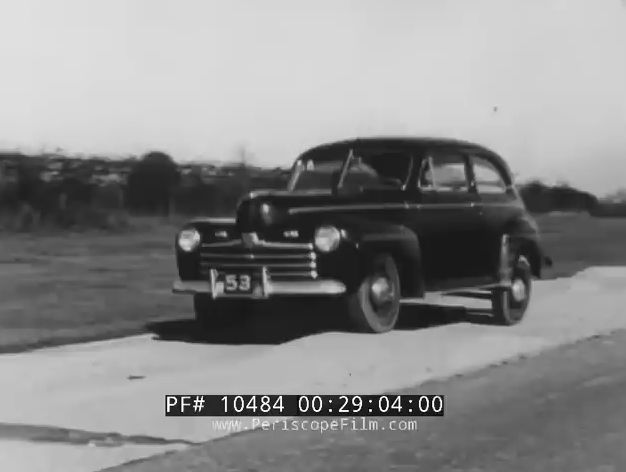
472,202,485,215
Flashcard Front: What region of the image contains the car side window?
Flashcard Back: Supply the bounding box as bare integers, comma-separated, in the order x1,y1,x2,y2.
419,151,469,192
343,152,412,189
471,155,508,194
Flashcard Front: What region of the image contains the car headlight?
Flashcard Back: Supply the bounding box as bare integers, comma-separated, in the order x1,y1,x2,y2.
314,225,342,253
177,228,201,252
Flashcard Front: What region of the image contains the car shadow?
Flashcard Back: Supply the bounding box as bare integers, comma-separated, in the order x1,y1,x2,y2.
146,300,497,346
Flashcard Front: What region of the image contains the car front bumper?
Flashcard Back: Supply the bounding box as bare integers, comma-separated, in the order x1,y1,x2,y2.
172,278,347,298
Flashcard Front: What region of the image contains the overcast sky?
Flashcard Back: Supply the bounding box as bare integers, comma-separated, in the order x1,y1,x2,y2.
1,0,625,194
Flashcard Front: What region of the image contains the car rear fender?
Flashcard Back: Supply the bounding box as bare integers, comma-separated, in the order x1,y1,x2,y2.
502,216,551,278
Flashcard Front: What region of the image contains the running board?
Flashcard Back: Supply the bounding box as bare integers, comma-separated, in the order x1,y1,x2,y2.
444,291,493,300
401,282,510,305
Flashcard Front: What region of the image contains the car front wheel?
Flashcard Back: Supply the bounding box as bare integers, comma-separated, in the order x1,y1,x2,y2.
491,254,532,325
345,254,401,333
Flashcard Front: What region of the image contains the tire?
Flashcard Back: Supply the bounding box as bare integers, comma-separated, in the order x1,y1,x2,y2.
193,295,254,331
345,254,401,333
491,254,532,326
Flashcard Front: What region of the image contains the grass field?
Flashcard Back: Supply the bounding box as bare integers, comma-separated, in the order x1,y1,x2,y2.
534,213,626,278
0,220,187,352
0,213,625,352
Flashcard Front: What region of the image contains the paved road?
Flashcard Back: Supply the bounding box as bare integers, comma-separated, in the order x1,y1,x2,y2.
109,328,626,472
3,266,626,471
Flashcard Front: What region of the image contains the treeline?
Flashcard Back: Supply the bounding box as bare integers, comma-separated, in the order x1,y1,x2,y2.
0,150,624,231
518,180,598,213
518,180,626,216
0,150,289,230
125,151,290,217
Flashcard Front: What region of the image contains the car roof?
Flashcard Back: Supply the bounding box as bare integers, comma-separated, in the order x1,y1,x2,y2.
298,136,511,174
301,136,499,157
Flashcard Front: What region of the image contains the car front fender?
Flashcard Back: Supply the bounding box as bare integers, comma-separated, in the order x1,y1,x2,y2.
319,218,424,297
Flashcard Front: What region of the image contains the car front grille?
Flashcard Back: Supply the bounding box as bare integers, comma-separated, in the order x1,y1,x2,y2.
199,236,317,281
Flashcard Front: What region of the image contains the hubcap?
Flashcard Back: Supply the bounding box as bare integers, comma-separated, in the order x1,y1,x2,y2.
511,278,527,303
370,276,394,306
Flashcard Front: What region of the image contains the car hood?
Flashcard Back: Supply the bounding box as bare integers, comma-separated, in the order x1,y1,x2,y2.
187,188,404,242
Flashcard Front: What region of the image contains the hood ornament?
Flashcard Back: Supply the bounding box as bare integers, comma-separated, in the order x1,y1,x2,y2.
242,232,259,248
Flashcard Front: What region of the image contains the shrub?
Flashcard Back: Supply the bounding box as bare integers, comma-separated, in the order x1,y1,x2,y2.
126,151,179,215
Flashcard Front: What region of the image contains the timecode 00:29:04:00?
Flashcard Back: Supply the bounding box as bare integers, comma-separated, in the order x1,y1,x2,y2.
165,394,445,417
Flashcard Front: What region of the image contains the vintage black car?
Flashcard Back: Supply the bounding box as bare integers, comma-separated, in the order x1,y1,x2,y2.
173,137,552,333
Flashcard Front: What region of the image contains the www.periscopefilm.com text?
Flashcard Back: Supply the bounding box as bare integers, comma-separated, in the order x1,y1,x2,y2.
210,417,419,434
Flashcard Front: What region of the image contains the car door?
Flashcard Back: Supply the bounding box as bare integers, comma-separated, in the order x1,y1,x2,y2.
468,152,523,276
339,149,415,226
407,149,487,288
404,153,441,287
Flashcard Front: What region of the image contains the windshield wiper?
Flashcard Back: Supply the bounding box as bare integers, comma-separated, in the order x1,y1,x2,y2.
333,148,355,193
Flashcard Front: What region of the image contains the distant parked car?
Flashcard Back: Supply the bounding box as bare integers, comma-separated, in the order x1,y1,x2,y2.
173,137,553,333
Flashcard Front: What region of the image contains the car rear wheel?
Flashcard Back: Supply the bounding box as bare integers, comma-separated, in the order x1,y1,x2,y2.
491,254,532,326
345,254,401,333
193,295,254,330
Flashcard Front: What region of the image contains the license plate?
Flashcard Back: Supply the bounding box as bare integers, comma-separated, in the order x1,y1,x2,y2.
222,273,254,294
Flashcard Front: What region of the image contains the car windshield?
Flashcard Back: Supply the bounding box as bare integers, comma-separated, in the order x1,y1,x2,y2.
287,147,412,192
